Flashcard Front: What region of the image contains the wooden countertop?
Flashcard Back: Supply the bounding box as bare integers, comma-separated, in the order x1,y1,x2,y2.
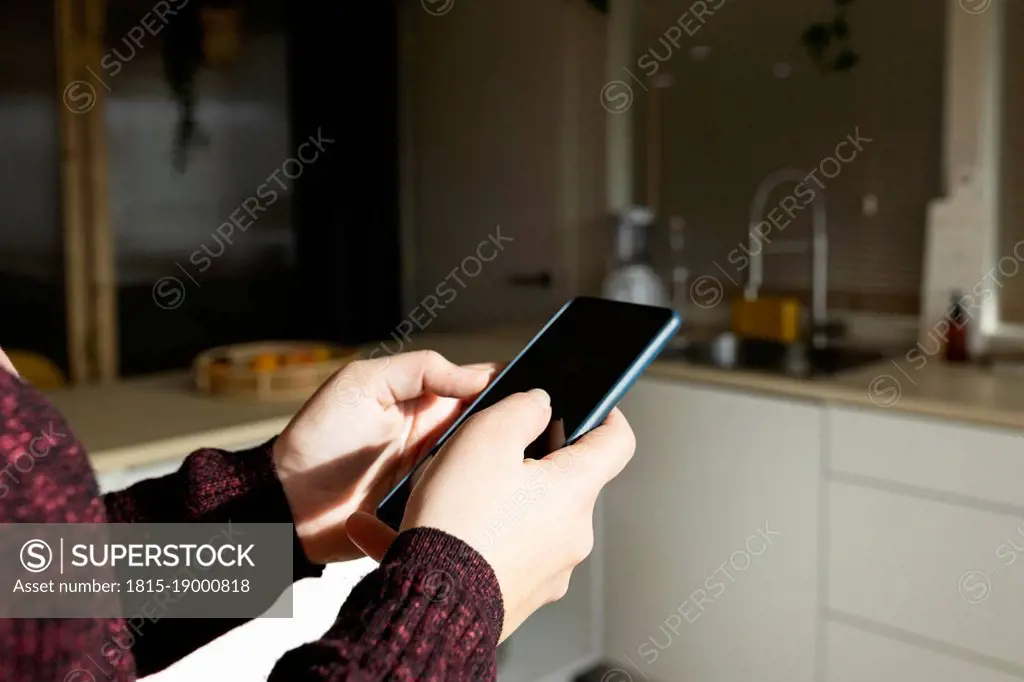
48,372,300,473
44,328,1024,473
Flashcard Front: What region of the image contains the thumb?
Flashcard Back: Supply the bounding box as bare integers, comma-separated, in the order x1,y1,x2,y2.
463,389,553,458
347,511,399,562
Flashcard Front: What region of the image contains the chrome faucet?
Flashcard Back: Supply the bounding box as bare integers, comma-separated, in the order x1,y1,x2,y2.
745,168,829,348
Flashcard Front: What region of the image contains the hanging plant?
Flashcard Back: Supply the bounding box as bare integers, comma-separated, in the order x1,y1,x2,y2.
162,1,244,172
801,0,859,73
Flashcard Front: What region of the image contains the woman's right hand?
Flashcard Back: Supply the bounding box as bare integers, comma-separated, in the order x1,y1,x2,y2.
347,388,636,642
0,348,17,377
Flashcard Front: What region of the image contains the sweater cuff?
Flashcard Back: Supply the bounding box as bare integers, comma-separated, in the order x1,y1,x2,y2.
225,437,325,582
383,527,505,643
272,528,503,681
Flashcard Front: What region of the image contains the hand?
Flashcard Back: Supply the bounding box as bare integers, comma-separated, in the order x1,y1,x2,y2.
273,350,495,564
347,389,636,642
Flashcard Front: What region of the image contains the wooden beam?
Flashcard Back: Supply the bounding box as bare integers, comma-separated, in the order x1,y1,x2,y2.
54,0,117,383
83,0,118,380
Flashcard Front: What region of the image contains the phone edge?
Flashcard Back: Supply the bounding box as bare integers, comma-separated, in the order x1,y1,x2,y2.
375,298,576,521
568,310,681,442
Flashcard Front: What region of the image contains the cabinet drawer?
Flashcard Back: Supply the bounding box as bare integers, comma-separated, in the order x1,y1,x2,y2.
828,406,1024,508
825,620,1021,682
606,380,819,682
828,482,1024,669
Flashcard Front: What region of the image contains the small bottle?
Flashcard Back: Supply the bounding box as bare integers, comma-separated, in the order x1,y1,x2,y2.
945,290,969,363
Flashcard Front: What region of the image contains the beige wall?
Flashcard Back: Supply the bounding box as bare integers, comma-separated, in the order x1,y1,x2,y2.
399,0,609,328
629,0,945,314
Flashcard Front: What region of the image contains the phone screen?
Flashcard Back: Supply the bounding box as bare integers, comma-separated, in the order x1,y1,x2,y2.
377,297,678,528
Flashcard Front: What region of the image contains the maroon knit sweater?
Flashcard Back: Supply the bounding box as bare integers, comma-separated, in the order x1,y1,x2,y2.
0,369,503,681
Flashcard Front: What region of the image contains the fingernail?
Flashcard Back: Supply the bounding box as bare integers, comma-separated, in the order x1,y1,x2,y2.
528,389,550,408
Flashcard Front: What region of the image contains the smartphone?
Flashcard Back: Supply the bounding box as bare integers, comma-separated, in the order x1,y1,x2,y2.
376,296,681,530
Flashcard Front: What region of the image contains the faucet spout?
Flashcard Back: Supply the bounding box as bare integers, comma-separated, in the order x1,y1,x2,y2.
746,168,829,347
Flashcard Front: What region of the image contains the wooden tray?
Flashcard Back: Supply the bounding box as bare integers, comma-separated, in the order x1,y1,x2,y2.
194,341,360,402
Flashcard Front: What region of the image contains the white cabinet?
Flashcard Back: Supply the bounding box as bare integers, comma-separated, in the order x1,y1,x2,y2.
827,481,1024,672
824,404,1024,680
824,621,1022,682
827,405,1024,507
604,378,821,682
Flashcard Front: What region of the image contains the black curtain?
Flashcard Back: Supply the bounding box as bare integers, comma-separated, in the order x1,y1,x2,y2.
287,1,402,344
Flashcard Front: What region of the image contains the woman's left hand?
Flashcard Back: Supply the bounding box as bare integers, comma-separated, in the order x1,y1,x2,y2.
273,350,496,564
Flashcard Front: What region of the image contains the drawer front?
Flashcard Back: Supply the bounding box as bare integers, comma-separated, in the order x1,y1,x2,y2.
825,620,1021,682
828,405,1024,508
828,481,1024,669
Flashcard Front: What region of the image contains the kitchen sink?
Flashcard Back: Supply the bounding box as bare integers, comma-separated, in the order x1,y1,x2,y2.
661,333,888,378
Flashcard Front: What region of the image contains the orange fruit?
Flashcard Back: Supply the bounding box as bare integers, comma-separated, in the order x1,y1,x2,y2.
251,352,279,372
311,346,332,363
282,350,312,365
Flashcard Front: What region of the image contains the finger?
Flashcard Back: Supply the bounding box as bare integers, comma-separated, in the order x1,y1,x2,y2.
401,393,464,449
375,351,493,406
0,347,18,377
543,408,636,487
459,389,553,456
346,511,399,562
461,361,503,381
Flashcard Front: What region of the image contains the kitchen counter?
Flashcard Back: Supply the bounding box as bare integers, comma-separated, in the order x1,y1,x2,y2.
44,328,1024,473
646,355,1024,432
48,330,531,473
